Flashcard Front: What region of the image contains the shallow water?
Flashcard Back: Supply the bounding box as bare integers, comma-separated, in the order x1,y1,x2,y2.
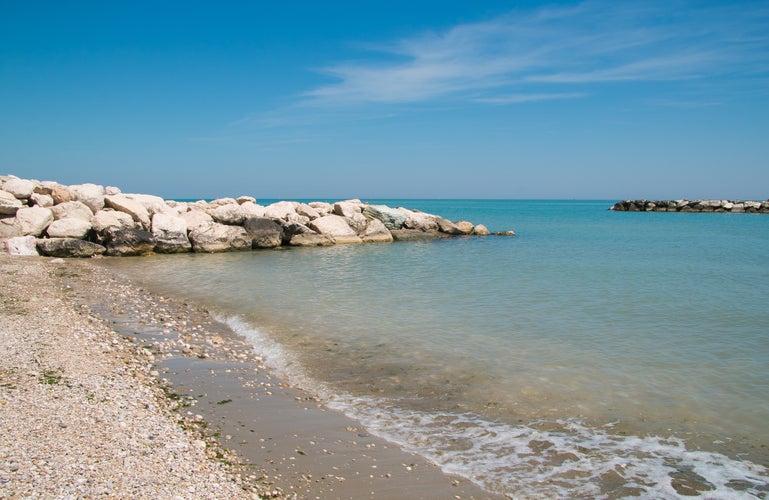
101,200,769,498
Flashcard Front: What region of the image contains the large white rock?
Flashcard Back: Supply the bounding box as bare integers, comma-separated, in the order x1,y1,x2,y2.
361,218,394,243
236,195,256,205
181,209,214,232
151,213,191,253
69,183,105,212
105,194,151,229
124,193,169,216
189,222,251,253
333,200,363,218
0,190,23,215
209,203,246,225
0,217,23,238
308,215,362,244
92,209,135,232
50,201,93,221
454,221,475,235
240,201,266,218
30,193,54,207
5,235,39,256
308,202,333,216
208,197,238,208
16,206,53,236
46,217,92,239
264,201,300,220
296,203,321,220
3,178,35,199
397,208,440,232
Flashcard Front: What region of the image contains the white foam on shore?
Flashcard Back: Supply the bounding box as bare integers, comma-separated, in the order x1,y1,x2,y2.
221,314,769,499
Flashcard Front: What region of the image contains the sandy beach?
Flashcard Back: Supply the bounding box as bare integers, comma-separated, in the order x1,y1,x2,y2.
0,254,502,499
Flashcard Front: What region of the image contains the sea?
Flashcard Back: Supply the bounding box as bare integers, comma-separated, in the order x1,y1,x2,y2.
100,200,769,499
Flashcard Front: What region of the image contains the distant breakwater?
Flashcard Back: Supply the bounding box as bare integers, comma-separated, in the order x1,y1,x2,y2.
1,174,514,258
610,199,769,213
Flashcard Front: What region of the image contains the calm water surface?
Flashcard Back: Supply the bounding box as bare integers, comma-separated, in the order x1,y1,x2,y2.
101,200,769,498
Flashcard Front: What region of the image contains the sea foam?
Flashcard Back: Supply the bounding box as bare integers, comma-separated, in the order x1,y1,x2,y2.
220,313,769,499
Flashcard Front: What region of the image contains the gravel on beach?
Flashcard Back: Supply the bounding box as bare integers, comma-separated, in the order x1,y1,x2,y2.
0,255,254,499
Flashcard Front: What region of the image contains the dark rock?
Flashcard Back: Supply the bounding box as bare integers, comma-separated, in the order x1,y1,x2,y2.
281,222,333,247
102,227,156,256
243,217,284,249
37,238,106,258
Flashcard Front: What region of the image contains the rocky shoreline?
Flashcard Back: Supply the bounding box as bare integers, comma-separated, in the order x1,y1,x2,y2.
1,254,502,499
0,255,253,498
1,174,513,258
610,199,769,213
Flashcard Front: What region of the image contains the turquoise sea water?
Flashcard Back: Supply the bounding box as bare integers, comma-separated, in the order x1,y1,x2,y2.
101,200,769,498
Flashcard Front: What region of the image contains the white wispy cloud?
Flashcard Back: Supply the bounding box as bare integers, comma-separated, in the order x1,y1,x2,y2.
301,0,769,106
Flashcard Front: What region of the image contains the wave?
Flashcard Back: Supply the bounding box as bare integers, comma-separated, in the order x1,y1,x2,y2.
220,313,769,499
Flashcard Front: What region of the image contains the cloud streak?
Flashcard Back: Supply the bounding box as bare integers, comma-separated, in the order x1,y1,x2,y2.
302,0,769,106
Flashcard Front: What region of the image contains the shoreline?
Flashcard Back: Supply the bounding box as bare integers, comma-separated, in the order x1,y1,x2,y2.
1,254,503,499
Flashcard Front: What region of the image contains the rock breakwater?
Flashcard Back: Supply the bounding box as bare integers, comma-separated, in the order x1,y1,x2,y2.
1,174,511,258
610,199,769,213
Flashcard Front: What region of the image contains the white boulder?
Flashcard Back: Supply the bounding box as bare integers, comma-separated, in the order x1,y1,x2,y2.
209,203,246,225
3,178,35,199
46,217,92,239
151,213,191,253
240,201,266,218
92,210,135,233
308,215,362,244
105,194,151,229
189,222,251,253
265,201,300,220
5,235,39,256
50,201,93,221
30,193,54,207
0,190,23,215
361,218,394,243
69,183,105,212
16,206,53,236
181,209,214,232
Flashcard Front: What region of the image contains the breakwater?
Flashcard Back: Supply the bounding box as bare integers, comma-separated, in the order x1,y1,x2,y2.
610,199,769,213
1,174,512,258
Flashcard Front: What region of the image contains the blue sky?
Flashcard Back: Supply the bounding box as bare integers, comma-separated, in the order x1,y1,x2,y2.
1,1,768,200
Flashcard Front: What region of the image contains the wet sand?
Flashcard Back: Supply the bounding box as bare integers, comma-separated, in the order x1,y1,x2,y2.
54,256,506,499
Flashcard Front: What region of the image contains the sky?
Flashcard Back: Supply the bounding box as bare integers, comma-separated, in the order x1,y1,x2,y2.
1,0,768,200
